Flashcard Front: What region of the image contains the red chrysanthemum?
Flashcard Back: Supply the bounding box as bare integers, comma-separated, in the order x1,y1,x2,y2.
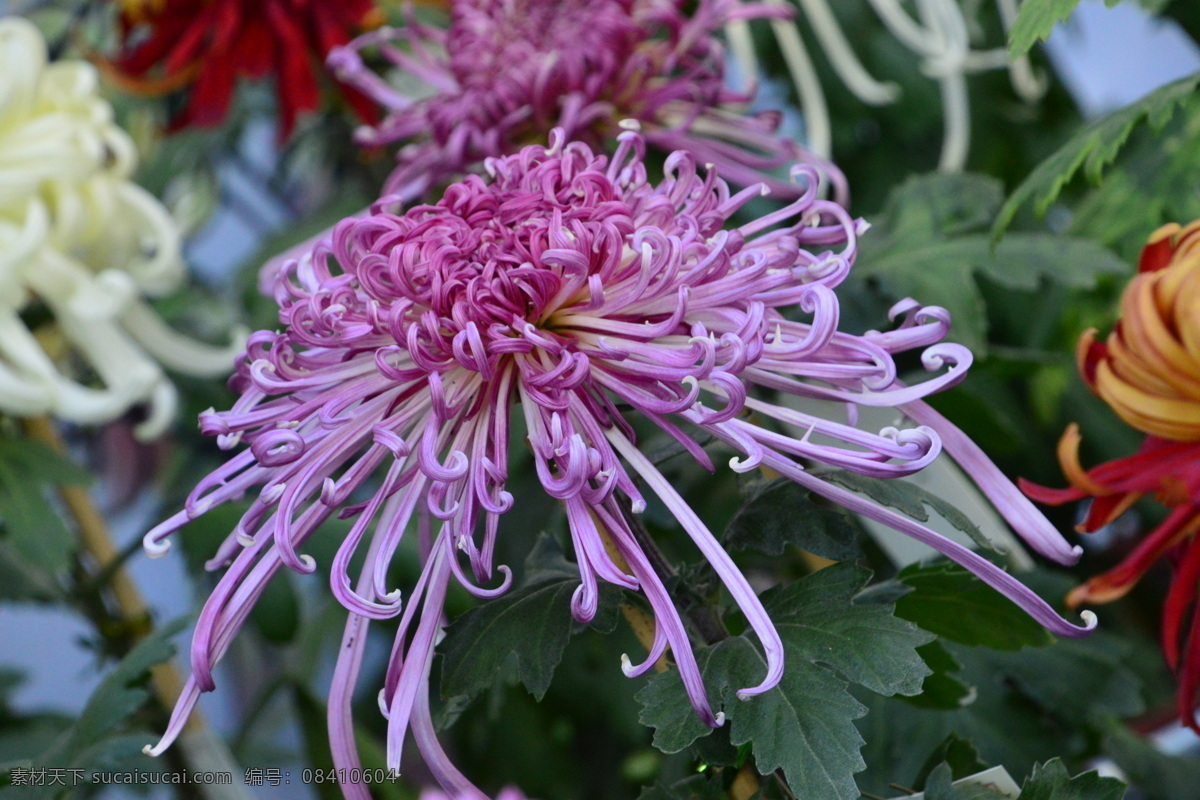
103,0,383,137
1022,220,1200,730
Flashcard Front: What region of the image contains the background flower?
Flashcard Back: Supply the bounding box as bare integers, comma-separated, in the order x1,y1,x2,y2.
0,17,242,438
102,0,382,137
328,0,843,204
1023,221,1200,730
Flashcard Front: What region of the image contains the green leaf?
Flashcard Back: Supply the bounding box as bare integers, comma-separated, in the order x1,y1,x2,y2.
723,478,861,561
639,566,934,799
1101,720,1200,800
820,470,999,555
440,535,583,704
994,72,1200,237
1017,759,1126,800
857,173,1127,353
926,763,1012,800
249,571,300,645
1007,0,1084,57
1,619,187,798
761,564,934,697
894,563,1054,650
903,641,976,710
974,636,1143,721
637,772,726,800
0,441,90,487
914,735,990,789
0,437,91,577
711,637,869,800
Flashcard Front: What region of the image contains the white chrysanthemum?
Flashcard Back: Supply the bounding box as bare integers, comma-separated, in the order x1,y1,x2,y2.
0,18,242,438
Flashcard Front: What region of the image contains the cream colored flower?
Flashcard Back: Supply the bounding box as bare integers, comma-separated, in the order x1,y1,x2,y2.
0,17,242,439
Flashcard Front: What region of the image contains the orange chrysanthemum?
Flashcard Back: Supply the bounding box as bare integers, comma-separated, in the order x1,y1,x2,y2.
1022,221,1200,731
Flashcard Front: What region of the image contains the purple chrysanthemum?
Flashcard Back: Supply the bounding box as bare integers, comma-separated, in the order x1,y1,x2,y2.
143,130,1092,796
328,0,843,204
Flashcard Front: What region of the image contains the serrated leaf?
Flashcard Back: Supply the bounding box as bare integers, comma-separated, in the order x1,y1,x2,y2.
857,173,1127,353
820,470,999,555
440,575,576,704
638,636,870,800
995,72,1200,237
440,535,583,704
49,619,186,760
639,566,935,799
915,735,991,789
926,763,1013,800
866,234,1128,292
762,564,934,696
1007,0,1084,57
723,478,861,561
710,637,869,800
903,641,976,710
1017,759,1126,800
894,563,1054,650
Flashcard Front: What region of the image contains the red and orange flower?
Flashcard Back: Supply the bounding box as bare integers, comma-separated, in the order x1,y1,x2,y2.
1023,220,1200,729
102,0,384,137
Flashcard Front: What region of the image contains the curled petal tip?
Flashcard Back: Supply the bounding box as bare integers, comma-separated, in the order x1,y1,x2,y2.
143,537,171,558
620,653,635,677
713,711,726,727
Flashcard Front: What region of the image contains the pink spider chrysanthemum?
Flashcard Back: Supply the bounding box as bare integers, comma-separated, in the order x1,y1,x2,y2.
142,131,1092,796
328,0,843,204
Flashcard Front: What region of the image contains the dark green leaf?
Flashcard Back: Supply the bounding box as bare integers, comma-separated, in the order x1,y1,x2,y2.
249,571,300,644
995,73,1200,237
914,735,990,789
0,542,57,602
440,535,580,703
2,619,187,798
640,566,935,799
638,636,869,800
820,471,999,555
723,478,861,561
867,234,1127,292
0,438,91,577
894,562,1054,650
976,636,1143,721
1017,759,1126,800
0,441,90,487
903,641,976,710
762,564,934,696
711,637,869,800
856,173,1126,352
637,772,726,800
926,763,1012,800
0,468,72,576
